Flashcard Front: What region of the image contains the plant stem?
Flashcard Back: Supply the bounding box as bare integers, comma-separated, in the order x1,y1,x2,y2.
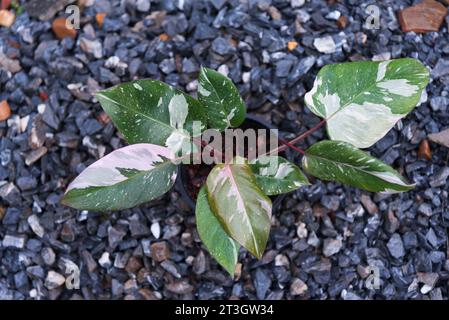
176,118,326,163
267,119,326,156
278,138,305,155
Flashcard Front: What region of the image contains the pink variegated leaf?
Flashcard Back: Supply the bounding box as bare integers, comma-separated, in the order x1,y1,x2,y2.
206,157,272,259
62,144,177,211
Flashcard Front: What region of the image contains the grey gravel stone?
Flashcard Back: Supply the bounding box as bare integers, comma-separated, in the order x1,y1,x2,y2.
45,271,65,290
24,0,76,21
41,247,56,266
387,233,405,259
430,167,449,188
2,235,27,249
418,203,433,217
323,238,343,257
27,215,45,238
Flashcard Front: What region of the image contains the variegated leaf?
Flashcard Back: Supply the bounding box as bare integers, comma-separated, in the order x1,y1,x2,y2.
198,67,246,130
249,156,309,195
304,58,429,148
206,158,272,259
96,80,206,155
302,140,414,193
62,144,177,211
196,186,240,276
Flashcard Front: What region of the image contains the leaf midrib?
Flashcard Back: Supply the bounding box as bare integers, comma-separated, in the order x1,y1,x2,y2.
304,151,407,187
325,75,384,121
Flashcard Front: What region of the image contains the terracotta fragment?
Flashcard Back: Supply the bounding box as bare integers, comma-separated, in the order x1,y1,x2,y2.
0,100,11,121
52,17,77,39
418,139,432,160
96,13,106,27
398,0,448,33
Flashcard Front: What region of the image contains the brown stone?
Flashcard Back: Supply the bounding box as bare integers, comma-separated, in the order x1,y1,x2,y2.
52,17,77,39
428,128,449,149
418,139,432,160
0,100,11,121
96,13,106,27
0,205,5,220
337,15,348,29
287,41,298,51
398,0,448,33
125,256,142,274
360,194,378,214
290,278,308,296
268,6,282,20
0,9,14,27
234,263,242,280
150,241,170,262
25,146,48,166
166,280,194,295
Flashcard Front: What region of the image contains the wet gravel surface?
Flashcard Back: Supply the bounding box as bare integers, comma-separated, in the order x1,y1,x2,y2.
0,0,449,300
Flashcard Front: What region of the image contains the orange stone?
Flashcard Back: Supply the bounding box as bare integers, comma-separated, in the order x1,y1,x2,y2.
0,9,14,28
52,17,77,39
398,0,448,33
96,13,106,27
0,100,11,121
159,33,169,41
418,139,432,160
287,41,298,51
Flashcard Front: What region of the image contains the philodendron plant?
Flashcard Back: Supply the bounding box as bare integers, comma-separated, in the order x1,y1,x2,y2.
62,58,429,275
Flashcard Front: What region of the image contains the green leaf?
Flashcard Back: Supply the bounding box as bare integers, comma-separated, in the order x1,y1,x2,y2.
198,67,246,130
62,144,177,211
249,156,309,195
96,80,206,154
206,158,272,259
304,58,429,148
302,140,414,193
196,186,240,276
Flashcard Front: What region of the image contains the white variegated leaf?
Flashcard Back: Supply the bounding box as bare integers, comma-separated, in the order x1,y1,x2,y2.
96,80,206,155
62,144,177,211
198,67,246,131
249,156,309,195
302,140,414,193
304,58,429,148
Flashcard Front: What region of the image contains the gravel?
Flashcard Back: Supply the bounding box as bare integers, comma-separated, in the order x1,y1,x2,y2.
0,0,448,301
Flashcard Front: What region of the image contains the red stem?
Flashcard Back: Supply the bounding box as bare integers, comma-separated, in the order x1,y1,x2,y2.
278,138,305,155
268,119,326,156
